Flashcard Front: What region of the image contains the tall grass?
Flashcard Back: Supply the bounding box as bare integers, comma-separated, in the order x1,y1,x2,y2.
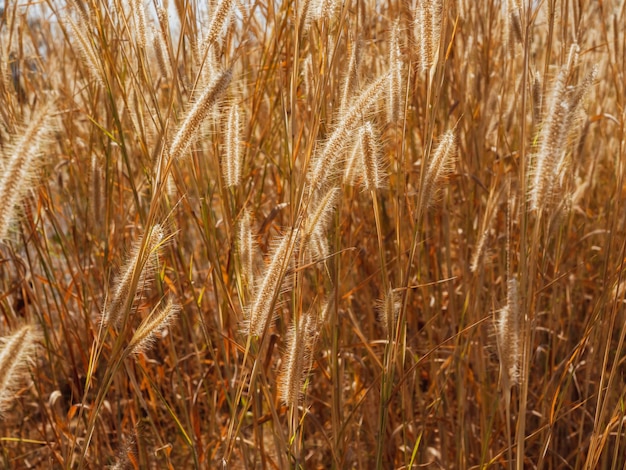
1,0,625,468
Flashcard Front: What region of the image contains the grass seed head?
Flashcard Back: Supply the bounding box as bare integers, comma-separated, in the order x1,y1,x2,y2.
223,104,243,188
0,105,55,241
529,49,595,212
376,287,401,335
422,129,457,208
202,0,234,52
169,67,233,161
360,122,385,191
415,0,442,74
279,313,318,406
0,325,40,416
128,299,180,356
103,224,166,328
246,231,297,338
238,210,257,290
62,13,105,86
496,277,521,387
308,72,390,191
387,21,403,123
131,0,147,50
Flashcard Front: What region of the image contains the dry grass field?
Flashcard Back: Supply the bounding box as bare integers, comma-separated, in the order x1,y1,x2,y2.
1,0,626,468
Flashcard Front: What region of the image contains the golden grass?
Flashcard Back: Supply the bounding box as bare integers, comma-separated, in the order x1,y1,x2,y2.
1,0,626,468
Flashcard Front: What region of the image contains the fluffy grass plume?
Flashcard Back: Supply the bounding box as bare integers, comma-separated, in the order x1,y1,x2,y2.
376,287,400,335
360,122,385,191
201,0,235,51
308,72,390,191
103,225,165,328
168,68,233,161
303,188,339,241
387,21,402,123
528,48,574,212
152,24,170,79
302,187,339,260
246,230,297,337
528,44,596,211
312,0,340,22
155,7,174,76
131,0,147,50
343,135,363,186
339,35,360,114
128,299,180,355
0,325,40,415
278,313,317,406
495,277,521,387
237,209,257,290
422,129,457,208
414,0,442,74
0,105,54,241
506,0,523,49
63,9,105,86
223,104,243,188
297,0,314,34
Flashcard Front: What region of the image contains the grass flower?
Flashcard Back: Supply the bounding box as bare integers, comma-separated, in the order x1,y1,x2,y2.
0,325,40,416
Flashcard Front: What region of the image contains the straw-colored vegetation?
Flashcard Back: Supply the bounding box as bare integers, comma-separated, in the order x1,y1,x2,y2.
1,0,625,468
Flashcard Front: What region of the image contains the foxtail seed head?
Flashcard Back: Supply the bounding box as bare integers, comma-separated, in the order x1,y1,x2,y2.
279,313,318,406
169,68,232,161
529,47,596,212
128,299,180,355
246,231,297,338
360,122,385,191
223,104,243,188
422,129,457,208
496,277,520,387
376,287,400,335
387,21,403,123
0,105,55,241
415,0,442,74
201,0,234,52
102,225,165,328
0,325,40,416
237,210,257,290
308,72,390,191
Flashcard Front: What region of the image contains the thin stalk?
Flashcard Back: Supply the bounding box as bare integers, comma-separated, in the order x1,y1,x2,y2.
373,188,391,469
516,2,535,468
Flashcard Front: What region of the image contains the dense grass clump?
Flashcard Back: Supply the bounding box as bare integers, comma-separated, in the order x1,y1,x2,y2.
1,1,626,468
